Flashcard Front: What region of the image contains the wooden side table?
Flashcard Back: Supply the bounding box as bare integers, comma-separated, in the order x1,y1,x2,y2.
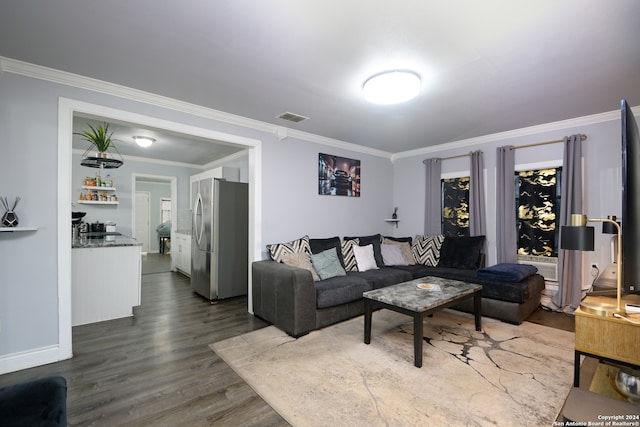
574,295,640,387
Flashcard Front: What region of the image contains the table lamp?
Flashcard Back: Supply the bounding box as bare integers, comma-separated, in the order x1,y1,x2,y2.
560,214,624,316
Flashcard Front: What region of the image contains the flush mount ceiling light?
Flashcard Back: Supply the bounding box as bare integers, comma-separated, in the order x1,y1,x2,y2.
132,136,155,148
363,70,421,105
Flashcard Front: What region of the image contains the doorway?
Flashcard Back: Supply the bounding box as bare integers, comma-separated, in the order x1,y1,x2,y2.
57,98,263,364
135,191,151,253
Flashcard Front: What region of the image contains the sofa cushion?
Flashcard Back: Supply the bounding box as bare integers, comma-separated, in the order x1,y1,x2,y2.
310,247,346,280
353,244,378,271
383,237,415,265
281,252,320,281
438,235,485,269
310,236,345,267
267,235,311,262
477,263,538,282
315,273,373,308
388,264,544,304
341,238,360,271
381,244,408,266
412,234,444,266
352,267,413,290
344,234,384,267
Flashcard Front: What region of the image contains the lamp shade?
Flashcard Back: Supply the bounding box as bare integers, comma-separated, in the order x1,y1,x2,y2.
560,226,595,251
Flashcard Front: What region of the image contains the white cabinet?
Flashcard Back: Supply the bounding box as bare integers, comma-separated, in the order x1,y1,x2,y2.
174,232,191,276
72,245,141,326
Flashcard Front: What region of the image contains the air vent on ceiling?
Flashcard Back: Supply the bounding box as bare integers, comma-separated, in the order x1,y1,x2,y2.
276,112,309,123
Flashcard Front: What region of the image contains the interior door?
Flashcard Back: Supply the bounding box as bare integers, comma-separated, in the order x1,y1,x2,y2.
135,191,151,253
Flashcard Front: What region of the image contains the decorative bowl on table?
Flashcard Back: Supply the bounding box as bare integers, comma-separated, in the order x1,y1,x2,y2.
615,369,640,404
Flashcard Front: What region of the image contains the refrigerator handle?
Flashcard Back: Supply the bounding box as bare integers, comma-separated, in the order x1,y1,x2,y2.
194,193,204,245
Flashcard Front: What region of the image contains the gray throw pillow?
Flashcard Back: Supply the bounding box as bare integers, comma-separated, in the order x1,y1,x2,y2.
310,247,346,280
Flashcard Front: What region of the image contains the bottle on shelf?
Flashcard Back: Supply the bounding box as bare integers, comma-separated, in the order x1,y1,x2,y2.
105,174,113,188
96,172,102,187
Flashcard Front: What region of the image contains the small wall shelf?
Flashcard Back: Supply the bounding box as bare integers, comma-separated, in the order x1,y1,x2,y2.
82,186,116,191
78,200,119,205
0,226,38,232
384,219,400,228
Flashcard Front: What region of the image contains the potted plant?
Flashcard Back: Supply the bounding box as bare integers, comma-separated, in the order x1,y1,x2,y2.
74,123,115,157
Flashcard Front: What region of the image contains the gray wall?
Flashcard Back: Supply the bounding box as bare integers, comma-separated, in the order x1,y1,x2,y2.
0,71,392,361
391,115,629,283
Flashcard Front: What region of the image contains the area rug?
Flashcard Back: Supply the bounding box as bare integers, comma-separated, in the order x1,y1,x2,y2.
211,309,575,426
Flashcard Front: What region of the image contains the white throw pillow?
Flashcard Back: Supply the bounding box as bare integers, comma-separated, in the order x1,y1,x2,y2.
353,244,379,272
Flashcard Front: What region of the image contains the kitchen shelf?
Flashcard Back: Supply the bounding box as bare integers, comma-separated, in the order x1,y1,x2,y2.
82,185,116,191
78,200,119,205
0,226,38,232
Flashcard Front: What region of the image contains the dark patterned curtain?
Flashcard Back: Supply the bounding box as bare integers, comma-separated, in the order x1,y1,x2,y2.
516,168,561,257
442,177,470,237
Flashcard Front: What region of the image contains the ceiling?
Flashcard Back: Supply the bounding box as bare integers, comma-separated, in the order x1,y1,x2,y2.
2,1,640,156
72,114,243,166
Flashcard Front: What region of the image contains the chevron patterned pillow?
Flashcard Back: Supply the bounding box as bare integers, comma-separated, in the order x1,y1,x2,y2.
268,235,311,263
340,238,360,271
412,234,445,266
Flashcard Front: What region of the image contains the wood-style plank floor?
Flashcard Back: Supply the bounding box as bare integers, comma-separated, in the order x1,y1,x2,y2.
0,253,578,426
0,267,288,426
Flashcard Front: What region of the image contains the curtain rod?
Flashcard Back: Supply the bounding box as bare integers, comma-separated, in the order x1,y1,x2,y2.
510,133,587,150
422,134,587,163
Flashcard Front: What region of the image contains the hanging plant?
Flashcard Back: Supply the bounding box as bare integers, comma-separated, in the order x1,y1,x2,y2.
74,123,115,153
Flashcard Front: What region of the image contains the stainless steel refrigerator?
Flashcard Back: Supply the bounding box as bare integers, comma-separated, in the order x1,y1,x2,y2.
191,178,248,300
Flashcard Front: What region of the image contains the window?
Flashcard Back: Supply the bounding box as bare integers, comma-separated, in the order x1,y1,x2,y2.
441,176,470,237
515,167,562,257
160,198,172,224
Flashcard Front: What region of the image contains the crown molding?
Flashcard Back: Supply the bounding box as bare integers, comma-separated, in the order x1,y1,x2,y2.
391,108,635,162
1,56,392,159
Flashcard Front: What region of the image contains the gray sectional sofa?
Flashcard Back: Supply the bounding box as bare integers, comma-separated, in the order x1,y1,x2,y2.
252,234,545,337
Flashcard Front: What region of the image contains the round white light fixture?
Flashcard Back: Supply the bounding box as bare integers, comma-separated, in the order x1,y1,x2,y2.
363,70,421,105
132,136,155,148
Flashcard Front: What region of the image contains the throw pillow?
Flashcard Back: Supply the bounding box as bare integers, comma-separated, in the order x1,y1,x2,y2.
344,234,384,267
352,244,379,272
267,235,311,263
310,236,345,267
437,235,486,269
340,238,360,272
310,247,347,280
381,244,408,266
383,237,415,265
412,234,445,266
281,252,321,281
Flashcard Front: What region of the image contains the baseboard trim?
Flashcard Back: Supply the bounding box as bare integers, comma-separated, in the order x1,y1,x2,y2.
0,345,71,375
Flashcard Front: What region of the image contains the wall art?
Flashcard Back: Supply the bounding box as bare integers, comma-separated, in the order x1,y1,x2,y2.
318,153,360,197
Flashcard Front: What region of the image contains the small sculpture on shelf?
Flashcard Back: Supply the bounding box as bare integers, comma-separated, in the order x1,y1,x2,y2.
392,207,398,219
1,196,21,227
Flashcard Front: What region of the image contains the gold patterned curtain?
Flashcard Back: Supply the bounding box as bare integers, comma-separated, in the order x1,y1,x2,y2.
516,168,562,257
441,177,470,237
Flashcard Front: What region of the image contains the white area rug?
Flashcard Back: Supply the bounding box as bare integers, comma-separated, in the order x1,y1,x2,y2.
211,309,575,426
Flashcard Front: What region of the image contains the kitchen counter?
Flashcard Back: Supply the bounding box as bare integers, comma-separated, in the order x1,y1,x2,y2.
72,234,141,248
72,240,142,326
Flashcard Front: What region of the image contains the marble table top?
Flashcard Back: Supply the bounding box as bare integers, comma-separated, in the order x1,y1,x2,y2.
363,276,482,313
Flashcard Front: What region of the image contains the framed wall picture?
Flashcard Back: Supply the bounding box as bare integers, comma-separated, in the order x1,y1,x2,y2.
318,153,360,197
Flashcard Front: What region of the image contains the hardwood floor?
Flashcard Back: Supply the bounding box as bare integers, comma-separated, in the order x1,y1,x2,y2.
0,271,288,426
0,263,576,426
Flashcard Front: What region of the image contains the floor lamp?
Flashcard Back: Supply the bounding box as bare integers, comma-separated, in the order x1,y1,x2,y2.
560,214,625,316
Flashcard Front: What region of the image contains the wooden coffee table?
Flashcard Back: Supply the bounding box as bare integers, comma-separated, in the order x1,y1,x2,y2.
363,276,482,368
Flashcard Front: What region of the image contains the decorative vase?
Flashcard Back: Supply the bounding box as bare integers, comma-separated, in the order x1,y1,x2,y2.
615,369,640,403
2,210,18,227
